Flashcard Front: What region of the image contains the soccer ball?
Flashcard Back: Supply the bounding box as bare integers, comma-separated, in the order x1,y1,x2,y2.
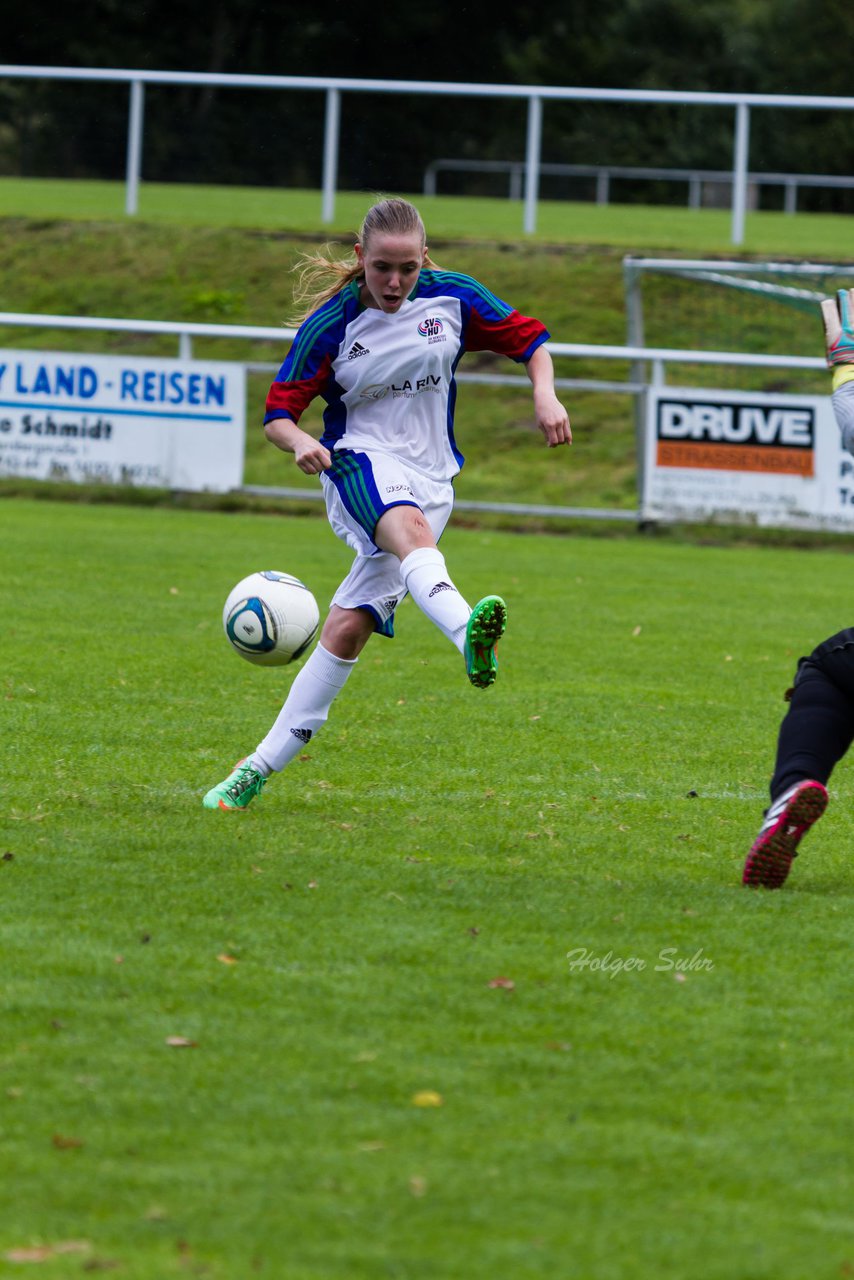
223,571,320,667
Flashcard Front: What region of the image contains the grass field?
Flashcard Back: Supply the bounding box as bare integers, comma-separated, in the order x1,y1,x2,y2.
3,177,854,259
3,495,854,1278
2,178,854,1275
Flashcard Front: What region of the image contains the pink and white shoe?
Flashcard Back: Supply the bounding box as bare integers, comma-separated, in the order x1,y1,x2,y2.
742,780,828,888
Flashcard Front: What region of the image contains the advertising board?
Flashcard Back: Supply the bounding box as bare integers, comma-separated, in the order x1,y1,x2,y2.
642,387,854,530
0,350,246,492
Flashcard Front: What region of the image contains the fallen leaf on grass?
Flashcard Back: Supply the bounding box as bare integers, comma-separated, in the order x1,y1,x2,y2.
217,953,238,965
488,976,515,990
51,1134,83,1149
411,1090,443,1108
5,1244,90,1264
143,1205,169,1221
409,1175,428,1197
165,1037,198,1048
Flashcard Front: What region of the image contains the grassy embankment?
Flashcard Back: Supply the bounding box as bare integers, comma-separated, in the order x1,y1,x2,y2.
0,178,850,532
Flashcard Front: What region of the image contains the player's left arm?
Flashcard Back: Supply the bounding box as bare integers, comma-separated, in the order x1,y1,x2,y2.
456,277,570,446
525,344,572,448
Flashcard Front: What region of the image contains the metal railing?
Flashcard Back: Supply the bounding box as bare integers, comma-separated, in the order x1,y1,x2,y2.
0,308,826,372
3,64,854,243
424,158,854,214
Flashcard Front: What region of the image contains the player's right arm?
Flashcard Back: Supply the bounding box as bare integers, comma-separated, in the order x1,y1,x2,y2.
264,416,332,474
264,299,345,474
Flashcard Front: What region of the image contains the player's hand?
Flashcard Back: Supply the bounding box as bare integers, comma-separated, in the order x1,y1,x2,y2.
264,418,332,473
820,288,854,366
534,389,572,448
293,436,332,474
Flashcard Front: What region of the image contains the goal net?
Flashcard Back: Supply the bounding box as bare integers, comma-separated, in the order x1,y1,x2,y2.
623,257,854,393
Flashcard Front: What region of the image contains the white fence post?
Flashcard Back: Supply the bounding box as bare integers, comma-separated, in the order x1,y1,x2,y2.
523,94,542,235
321,87,340,225
125,79,144,216
731,101,750,246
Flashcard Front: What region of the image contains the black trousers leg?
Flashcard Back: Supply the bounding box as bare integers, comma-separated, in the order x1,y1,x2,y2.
769,629,854,801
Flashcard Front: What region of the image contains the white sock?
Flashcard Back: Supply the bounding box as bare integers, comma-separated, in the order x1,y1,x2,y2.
400,547,471,653
250,643,357,774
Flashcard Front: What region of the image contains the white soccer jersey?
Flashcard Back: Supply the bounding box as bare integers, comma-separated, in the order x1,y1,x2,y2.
264,269,549,484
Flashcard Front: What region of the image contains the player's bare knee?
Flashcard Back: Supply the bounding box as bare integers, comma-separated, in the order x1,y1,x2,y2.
320,605,374,660
374,505,435,557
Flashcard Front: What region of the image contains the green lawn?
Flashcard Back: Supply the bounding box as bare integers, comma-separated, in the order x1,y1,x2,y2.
1,176,854,258
3,496,854,1277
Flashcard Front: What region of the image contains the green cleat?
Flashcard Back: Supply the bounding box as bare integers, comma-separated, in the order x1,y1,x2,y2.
464,595,507,689
203,758,266,811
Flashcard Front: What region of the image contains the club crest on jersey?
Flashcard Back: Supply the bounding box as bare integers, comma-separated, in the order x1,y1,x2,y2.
417,317,445,343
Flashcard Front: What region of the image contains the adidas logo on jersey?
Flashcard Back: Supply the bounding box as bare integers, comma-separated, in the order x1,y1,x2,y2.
346,341,370,360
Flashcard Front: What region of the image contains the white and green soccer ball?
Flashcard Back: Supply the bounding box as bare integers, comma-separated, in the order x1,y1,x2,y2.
223,571,320,667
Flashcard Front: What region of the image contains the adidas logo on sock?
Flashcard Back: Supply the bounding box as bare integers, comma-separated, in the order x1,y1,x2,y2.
428,581,454,597
290,727,313,743
346,342,370,360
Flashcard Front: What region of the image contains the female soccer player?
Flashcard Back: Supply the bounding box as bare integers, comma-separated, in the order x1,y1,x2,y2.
743,288,854,887
204,197,571,810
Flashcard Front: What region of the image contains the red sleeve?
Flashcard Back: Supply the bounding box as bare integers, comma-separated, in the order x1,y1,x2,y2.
264,353,333,425
465,309,549,362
